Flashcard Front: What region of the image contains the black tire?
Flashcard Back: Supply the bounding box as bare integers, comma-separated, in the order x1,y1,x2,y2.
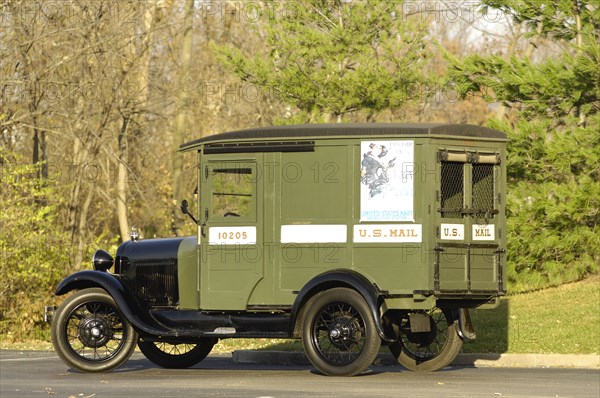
51,288,138,373
302,288,381,376
138,339,216,369
388,308,462,372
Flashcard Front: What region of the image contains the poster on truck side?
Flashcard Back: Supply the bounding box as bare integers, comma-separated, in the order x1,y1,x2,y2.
359,140,414,222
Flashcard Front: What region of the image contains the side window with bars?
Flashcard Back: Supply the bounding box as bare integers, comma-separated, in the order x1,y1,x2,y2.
472,164,495,217
440,162,464,218
439,151,499,219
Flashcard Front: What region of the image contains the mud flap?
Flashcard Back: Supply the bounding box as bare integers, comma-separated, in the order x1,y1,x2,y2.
409,313,432,333
457,308,476,340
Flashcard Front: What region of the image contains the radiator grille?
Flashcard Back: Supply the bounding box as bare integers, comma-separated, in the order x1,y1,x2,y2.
134,260,179,306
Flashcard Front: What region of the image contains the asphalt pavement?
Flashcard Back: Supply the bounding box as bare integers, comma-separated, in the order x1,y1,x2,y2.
232,350,600,369
1,350,599,398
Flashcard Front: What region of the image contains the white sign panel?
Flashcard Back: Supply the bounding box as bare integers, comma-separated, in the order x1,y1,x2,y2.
441,223,464,240
472,224,495,240
209,226,256,245
360,140,414,222
353,224,422,243
281,225,347,243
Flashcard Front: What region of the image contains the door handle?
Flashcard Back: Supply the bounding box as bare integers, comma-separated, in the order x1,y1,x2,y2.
201,208,208,238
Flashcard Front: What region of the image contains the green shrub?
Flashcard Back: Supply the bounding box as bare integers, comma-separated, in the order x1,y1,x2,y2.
490,117,600,292
0,149,71,340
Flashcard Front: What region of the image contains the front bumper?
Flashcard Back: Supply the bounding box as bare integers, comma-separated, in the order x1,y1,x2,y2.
44,306,57,323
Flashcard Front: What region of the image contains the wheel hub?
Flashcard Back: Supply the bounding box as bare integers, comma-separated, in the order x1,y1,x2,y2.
79,317,111,348
328,318,360,349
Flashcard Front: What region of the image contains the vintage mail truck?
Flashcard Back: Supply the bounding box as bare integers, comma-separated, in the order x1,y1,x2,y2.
49,123,507,376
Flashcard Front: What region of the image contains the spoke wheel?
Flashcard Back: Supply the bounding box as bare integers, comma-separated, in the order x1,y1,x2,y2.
138,339,216,369
51,288,137,373
302,288,381,376
389,308,462,372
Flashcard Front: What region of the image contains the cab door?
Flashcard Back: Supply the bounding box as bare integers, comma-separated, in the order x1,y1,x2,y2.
199,157,263,310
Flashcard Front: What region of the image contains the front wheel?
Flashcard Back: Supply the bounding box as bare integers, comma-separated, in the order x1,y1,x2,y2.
51,288,138,373
302,288,381,376
138,339,216,369
388,308,462,372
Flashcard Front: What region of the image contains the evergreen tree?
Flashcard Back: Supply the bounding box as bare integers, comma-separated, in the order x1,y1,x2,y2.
214,0,432,123
446,0,600,290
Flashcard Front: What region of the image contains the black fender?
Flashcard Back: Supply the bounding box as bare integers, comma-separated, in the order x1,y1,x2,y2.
290,270,395,342
56,270,125,296
55,270,170,337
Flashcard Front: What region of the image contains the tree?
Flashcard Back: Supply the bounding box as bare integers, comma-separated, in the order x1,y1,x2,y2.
172,0,195,237
214,0,432,123
0,0,289,340
445,0,600,291
115,0,162,242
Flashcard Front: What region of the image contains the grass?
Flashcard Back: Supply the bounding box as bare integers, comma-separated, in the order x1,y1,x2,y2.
463,274,600,354
1,275,598,355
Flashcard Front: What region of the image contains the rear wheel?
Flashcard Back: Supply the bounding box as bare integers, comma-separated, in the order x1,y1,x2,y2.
388,308,462,372
138,339,216,369
51,288,138,373
302,288,381,376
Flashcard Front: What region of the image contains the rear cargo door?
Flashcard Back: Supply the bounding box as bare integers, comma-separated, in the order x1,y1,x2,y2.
199,157,263,310
435,150,505,294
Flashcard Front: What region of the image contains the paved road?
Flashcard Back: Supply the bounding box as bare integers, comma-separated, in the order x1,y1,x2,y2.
1,350,599,398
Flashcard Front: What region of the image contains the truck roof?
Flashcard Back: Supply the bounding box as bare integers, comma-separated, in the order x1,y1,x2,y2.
180,123,507,152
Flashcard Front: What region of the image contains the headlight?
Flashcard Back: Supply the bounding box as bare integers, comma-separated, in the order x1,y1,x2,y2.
92,249,114,272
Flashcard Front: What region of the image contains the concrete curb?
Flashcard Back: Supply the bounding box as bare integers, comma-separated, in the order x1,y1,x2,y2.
232,350,600,369
451,353,600,369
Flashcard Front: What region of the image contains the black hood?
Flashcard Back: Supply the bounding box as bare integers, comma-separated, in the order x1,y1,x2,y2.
114,237,190,307
115,237,186,273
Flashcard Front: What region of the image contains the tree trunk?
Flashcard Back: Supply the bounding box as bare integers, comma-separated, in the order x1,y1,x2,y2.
117,115,131,242
73,183,95,271
67,137,87,244
40,130,48,179
574,5,583,50
172,0,195,237
31,126,48,206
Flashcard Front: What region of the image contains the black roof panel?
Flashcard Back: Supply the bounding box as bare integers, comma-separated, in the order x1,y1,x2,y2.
180,123,506,151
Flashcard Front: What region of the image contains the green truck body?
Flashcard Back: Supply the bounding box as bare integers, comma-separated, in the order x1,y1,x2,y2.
179,123,507,311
